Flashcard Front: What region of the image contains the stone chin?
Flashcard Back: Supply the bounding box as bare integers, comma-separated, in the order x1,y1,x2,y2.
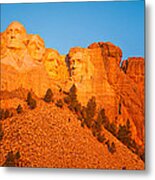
30,53,44,62
7,40,26,49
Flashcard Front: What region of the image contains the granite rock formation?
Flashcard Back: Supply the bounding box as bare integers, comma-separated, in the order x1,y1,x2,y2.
0,22,144,150
67,42,144,146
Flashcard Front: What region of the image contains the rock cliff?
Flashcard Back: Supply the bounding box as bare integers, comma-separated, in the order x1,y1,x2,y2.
0,21,144,149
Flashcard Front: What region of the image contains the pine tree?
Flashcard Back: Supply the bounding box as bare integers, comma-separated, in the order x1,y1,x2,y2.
26,92,32,105
69,84,77,101
0,122,4,141
44,88,53,103
4,109,10,119
117,120,132,147
85,96,96,128
0,109,5,120
16,104,23,114
26,92,37,109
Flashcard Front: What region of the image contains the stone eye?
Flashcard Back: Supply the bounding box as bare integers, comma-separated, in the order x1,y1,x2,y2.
49,59,54,62
15,29,20,34
77,59,81,62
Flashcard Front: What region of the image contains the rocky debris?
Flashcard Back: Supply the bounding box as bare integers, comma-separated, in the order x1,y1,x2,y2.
0,100,144,169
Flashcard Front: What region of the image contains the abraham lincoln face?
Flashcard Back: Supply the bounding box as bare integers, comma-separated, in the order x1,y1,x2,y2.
6,21,27,49
69,52,86,82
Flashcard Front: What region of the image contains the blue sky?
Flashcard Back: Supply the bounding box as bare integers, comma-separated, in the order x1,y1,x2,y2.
1,1,144,60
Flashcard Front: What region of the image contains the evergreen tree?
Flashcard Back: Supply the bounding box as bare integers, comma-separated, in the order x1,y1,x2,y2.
26,92,32,105
97,108,107,126
0,122,4,141
86,96,96,120
85,96,96,128
29,98,37,109
26,92,37,109
2,151,20,167
4,109,10,119
16,104,23,114
117,120,132,147
0,109,5,120
44,88,53,103
69,84,77,101
56,99,63,108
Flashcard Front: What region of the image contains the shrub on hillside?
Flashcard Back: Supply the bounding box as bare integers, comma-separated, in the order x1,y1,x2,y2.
4,109,10,119
29,98,37,109
97,134,106,143
69,84,77,101
84,96,96,128
0,109,13,120
117,119,132,147
44,88,53,103
64,96,71,104
16,104,23,114
0,122,4,141
81,120,85,128
106,140,116,154
81,106,87,120
65,84,82,115
26,92,32,104
56,99,63,108
2,151,21,167
110,142,116,154
0,109,5,120
106,122,117,137
26,92,37,109
96,108,107,126
92,121,101,137
86,96,96,120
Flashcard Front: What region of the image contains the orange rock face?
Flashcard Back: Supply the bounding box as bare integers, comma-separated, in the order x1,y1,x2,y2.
67,42,144,147
121,57,144,106
0,22,144,149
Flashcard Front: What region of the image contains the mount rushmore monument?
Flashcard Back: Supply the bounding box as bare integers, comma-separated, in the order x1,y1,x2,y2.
0,21,144,148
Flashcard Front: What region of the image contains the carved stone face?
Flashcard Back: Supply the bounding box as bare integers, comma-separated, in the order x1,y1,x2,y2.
69,52,86,82
6,21,27,49
27,35,45,62
43,49,60,77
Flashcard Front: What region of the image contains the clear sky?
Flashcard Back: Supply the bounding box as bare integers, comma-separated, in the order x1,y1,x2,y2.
1,1,144,60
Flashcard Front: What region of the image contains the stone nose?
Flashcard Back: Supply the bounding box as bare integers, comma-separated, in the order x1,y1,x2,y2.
11,35,15,39
55,60,58,67
10,31,16,39
70,59,76,67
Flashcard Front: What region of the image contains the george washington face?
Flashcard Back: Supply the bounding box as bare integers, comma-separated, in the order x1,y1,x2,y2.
6,21,27,49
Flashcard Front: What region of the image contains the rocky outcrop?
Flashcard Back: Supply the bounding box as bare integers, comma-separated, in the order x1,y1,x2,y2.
0,21,144,148
0,21,67,97
121,57,144,106
67,42,144,146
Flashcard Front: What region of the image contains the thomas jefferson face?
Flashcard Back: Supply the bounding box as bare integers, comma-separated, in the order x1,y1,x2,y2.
27,35,45,62
6,21,27,49
44,49,60,77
